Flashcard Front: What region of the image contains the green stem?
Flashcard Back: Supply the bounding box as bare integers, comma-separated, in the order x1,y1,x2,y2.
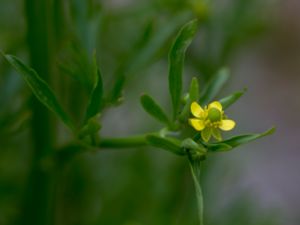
56,135,150,159
98,135,148,148
189,159,204,225
21,0,56,225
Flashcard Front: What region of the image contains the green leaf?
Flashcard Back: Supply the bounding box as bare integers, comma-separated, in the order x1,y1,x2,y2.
206,127,276,152
219,127,276,148
189,77,200,102
78,114,101,139
140,94,170,125
205,143,232,152
179,77,200,121
146,134,185,156
84,57,103,122
58,44,97,90
219,89,246,109
109,74,125,105
200,68,230,105
4,54,75,130
109,13,190,105
169,19,198,119
189,159,204,225
182,138,206,160
182,138,206,153
124,13,191,76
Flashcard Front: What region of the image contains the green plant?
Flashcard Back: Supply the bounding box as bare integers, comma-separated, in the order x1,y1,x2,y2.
2,16,274,225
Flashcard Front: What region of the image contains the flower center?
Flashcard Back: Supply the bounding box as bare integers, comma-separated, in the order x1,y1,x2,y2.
208,108,221,122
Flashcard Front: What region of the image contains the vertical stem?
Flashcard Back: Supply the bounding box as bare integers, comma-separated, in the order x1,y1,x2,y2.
20,0,55,225
189,159,204,225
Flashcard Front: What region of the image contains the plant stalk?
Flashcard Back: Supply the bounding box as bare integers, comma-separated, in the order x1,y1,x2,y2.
98,135,148,148
20,0,56,225
189,159,204,225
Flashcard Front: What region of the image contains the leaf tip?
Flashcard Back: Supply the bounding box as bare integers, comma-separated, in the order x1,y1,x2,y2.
265,127,276,136
140,93,148,103
191,76,198,84
140,93,147,98
188,18,200,28
220,67,230,78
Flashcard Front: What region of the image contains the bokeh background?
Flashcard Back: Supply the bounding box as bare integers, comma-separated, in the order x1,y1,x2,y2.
0,0,299,225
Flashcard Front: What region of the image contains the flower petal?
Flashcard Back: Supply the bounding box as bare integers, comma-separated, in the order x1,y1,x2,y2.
189,119,205,131
219,119,236,131
208,101,223,111
212,128,222,141
201,127,212,142
191,102,204,118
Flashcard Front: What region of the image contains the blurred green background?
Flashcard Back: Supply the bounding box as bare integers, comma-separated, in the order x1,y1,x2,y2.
0,0,298,225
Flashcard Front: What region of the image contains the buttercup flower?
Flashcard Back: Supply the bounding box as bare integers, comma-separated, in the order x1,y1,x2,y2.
189,101,236,142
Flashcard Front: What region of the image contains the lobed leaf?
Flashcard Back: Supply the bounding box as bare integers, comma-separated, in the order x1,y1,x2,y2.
169,19,198,119
200,68,230,105
140,94,170,126
3,54,75,131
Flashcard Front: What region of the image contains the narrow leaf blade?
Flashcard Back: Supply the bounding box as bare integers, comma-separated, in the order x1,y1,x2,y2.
4,54,75,130
219,89,246,109
125,13,191,76
146,134,185,155
189,77,200,102
189,159,204,225
109,13,190,105
85,64,104,121
179,77,200,121
140,94,170,125
169,19,198,119
209,127,276,152
205,143,233,152
221,127,275,148
109,74,125,105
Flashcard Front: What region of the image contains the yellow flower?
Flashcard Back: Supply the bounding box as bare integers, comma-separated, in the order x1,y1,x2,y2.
189,101,236,142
